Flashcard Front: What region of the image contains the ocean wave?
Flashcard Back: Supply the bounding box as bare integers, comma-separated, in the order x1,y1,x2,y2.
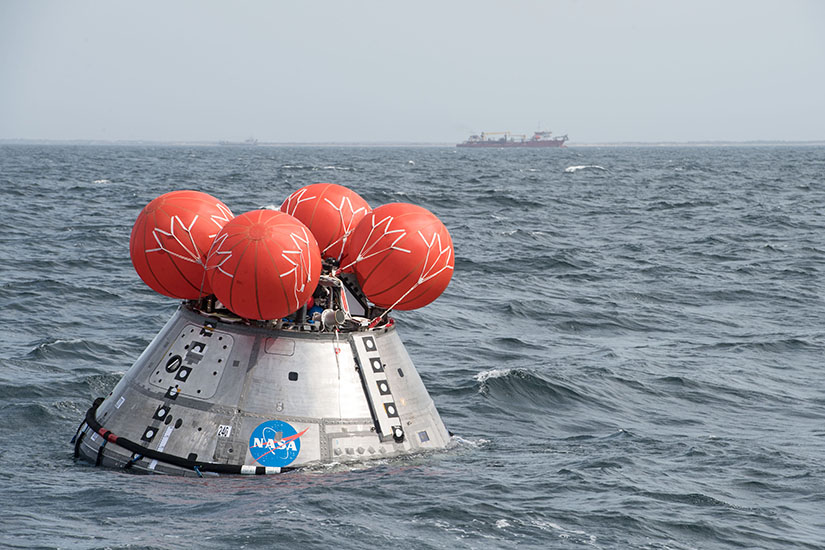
455,254,587,277
473,367,588,407
564,165,608,173
551,313,661,335
448,435,491,449
531,519,598,544
26,337,120,362
471,192,545,209
474,367,516,384
646,199,719,210
640,490,738,509
280,164,355,171
0,400,85,430
0,378,88,401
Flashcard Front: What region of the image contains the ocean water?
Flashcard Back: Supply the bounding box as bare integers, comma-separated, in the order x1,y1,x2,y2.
1,144,824,549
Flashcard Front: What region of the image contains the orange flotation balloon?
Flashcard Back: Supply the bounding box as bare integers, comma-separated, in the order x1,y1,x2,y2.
280,183,370,261
206,210,321,320
341,203,454,310
130,190,234,299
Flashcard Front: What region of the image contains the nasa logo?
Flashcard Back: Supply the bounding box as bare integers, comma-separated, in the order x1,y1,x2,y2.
248,420,308,467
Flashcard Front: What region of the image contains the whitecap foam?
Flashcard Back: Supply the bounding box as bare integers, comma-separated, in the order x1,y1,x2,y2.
93,179,112,184
474,368,515,383
564,165,607,173
448,435,490,449
39,338,85,347
533,520,598,544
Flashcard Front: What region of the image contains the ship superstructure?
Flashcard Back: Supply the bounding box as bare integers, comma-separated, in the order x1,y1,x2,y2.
457,130,568,148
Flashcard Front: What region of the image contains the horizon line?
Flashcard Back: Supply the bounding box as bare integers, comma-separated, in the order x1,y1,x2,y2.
2,138,825,148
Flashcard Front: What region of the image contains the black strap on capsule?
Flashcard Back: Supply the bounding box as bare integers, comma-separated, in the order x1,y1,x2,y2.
123,453,143,470
73,426,85,459
95,439,107,467
81,397,287,475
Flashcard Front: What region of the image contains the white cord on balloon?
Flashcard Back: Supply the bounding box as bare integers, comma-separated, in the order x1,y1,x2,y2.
281,188,368,263
368,230,453,327
338,214,410,273
148,214,205,265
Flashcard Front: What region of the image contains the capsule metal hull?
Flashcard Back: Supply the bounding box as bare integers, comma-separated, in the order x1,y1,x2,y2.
74,306,450,476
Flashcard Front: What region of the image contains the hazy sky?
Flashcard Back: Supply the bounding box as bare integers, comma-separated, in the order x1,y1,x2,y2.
1,0,823,143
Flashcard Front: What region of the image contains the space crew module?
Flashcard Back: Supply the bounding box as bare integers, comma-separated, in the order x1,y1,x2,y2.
72,183,454,476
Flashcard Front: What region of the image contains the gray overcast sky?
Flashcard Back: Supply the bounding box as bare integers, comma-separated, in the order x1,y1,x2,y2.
1,0,823,143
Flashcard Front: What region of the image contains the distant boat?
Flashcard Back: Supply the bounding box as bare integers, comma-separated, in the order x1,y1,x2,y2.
457,130,568,148
218,138,258,146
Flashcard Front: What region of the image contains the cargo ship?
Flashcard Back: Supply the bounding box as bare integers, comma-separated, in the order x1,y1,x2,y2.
218,138,258,146
457,130,568,148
